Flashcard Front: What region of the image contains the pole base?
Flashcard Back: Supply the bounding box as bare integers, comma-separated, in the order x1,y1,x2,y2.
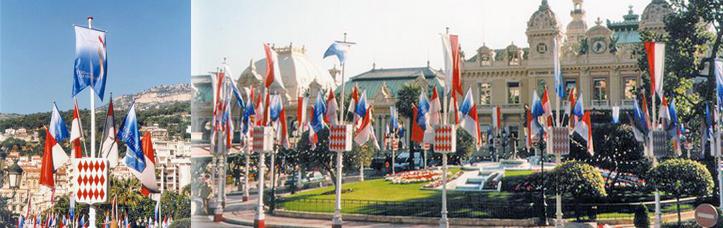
242,195,249,201
213,213,224,222
439,218,449,228
254,219,265,228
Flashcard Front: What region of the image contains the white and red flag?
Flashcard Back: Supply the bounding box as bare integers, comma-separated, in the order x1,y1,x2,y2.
139,132,160,197
491,105,502,130
573,111,594,155
325,89,338,125
70,99,84,158
354,105,375,146
263,43,284,89
644,41,665,98
101,98,119,167
429,86,442,127
296,91,308,132
40,103,71,190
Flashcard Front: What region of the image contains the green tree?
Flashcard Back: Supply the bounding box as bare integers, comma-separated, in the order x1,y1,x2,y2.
650,158,714,225
553,161,607,221
349,141,377,181
296,129,362,188
633,204,651,228
395,84,422,170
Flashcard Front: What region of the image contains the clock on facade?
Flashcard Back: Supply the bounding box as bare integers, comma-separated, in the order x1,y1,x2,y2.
592,40,607,54
536,43,547,54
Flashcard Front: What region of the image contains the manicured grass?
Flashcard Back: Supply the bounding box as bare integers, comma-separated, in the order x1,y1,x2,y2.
288,167,463,202
504,169,535,177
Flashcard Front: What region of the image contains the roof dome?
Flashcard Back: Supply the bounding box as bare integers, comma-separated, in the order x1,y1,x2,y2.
639,0,672,32
527,0,560,31
239,44,336,97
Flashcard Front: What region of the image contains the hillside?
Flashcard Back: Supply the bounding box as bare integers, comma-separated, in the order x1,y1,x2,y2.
110,83,192,110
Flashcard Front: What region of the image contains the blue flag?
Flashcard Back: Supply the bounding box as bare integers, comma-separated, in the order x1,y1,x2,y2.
50,103,70,142
715,59,723,109
73,26,108,100
117,103,145,173
553,39,565,98
323,42,349,64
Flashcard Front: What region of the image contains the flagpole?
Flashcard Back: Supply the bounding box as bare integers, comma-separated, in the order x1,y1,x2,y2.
86,16,100,228
439,26,450,228
715,59,723,211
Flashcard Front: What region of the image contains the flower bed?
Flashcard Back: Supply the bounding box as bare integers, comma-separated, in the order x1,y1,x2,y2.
384,170,443,184
422,170,463,189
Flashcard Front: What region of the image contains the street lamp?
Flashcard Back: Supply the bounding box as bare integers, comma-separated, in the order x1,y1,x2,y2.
8,160,23,204
501,130,508,161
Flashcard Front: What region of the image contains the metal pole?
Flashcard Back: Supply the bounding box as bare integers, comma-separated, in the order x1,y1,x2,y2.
270,149,276,211
87,16,98,228
255,150,266,227
555,153,562,228
540,138,548,226
214,131,224,222
244,150,250,202
332,151,344,228
439,153,449,228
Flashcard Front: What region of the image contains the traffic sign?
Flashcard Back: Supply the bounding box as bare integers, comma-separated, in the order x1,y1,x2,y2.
695,203,718,227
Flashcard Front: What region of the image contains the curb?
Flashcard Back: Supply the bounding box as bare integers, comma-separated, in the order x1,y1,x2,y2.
222,213,319,228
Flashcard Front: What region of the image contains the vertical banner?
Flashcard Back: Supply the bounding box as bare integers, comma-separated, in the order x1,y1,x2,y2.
73,26,108,100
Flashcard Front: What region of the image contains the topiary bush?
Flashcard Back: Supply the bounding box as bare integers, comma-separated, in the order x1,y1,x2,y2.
554,161,607,199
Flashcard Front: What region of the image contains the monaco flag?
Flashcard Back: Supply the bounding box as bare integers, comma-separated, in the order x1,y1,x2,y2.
101,98,119,167
441,33,462,97
354,105,375,146
644,41,665,98
263,43,285,89
429,86,441,127
573,111,594,155
139,132,160,196
70,100,84,158
40,104,71,189
325,89,338,125
459,89,481,148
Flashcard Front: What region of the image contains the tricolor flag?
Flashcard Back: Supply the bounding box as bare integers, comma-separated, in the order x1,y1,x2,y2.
416,92,434,143
73,26,108,100
309,91,327,145
101,98,119,168
658,96,670,124
644,41,665,98
40,104,71,189
325,90,338,125
459,89,481,148
389,106,399,132
531,91,545,118
354,91,368,128
242,89,256,136
348,85,360,120
70,100,84,158
573,111,594,155
526,106,543,149
263,43,285,89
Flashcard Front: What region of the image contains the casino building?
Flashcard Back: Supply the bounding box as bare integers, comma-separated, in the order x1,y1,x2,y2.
191,0,672,156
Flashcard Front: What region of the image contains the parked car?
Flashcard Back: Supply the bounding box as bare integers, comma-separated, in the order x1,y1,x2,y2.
394,152,423,171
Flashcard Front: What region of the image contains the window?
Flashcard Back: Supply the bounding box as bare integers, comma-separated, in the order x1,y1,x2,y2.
537,79,546,95
623,77,637,100
565,80,577,97
478,82,491,105
593,78,608,101
508,82,520,104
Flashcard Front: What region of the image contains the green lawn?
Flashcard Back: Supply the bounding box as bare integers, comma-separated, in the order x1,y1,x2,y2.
504,169,535,177
288,167,462,202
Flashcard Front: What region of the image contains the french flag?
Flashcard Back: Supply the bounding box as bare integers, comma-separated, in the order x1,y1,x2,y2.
354,91,368,128
531,91,544,118
348,86,359,121
325,90,338,125
572,94,584,122
40,104,71,189
573,110,594,155
309,91,327,145
416,93,434,143
354,104,375,146
459,89,481,148
526,107,543,149
644,41,665,98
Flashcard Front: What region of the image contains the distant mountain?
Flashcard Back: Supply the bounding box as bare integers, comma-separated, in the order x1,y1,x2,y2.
0,113,21,121
110,83,192,110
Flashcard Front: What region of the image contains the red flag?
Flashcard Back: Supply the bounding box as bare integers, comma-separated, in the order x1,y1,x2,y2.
263,43,276,88
279,107,289,148
263,91,270,126
39,129,56,189
70,101,83,158
411,105,424,143
450,35,463,96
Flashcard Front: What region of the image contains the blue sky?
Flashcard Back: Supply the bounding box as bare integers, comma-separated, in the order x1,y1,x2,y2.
193,0,651,80
1,0,190,114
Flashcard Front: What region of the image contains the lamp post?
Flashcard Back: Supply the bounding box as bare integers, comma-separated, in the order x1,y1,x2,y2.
501,130,508,160
8,159,23,216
